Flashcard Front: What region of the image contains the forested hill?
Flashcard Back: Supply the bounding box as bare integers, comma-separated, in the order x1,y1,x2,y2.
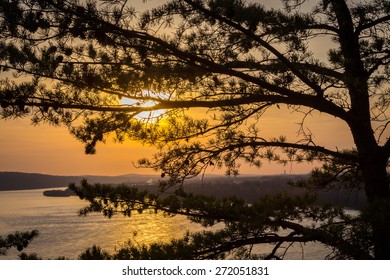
0,172,157,191
0,172,366,209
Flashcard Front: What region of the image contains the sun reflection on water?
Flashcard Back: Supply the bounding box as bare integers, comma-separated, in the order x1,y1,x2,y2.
0,188,335,259
0,188,210,259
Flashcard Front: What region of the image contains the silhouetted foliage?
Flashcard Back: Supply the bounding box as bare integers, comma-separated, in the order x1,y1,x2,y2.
70,180,372,259
0,230,39,256
1,0,389,259
78,245,111,260
18,252,42,260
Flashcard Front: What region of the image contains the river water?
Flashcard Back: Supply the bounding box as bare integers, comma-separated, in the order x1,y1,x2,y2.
0,188,333,260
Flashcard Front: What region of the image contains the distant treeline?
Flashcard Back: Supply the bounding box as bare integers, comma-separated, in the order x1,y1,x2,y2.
0,172,366,210
180,175,366,210
0,172,158,191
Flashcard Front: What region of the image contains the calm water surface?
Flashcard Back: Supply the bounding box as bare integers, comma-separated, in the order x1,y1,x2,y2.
0,188,335,259
0,188,209,259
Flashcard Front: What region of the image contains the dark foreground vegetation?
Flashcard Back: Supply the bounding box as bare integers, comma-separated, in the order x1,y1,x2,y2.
1,0,389,259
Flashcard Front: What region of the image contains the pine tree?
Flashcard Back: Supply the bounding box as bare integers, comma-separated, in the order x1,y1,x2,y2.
0,230,39,257
1,0,389,259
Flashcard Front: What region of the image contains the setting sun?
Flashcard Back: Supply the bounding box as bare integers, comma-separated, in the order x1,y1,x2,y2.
120,91,167,121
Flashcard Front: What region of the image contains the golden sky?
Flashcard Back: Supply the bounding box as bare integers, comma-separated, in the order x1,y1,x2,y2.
0,105,355,176
0,0,381,176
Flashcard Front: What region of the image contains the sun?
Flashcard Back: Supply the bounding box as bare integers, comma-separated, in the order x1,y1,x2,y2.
120,91,167,121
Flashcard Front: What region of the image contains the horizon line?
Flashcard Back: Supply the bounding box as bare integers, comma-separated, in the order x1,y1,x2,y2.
0,170,310,177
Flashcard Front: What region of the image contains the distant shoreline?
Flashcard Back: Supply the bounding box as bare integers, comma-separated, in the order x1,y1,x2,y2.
0,171,367,210
0,171,162,191
0,171,296,191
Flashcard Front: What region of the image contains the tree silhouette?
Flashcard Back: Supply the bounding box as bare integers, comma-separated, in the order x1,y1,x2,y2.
0,0,389,259
0,230,39,256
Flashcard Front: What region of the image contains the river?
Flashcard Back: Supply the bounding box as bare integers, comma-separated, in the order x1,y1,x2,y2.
0,188,334,260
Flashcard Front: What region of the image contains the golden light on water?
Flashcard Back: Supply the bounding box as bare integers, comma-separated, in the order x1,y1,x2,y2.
109,212,205,247
0,189,211,259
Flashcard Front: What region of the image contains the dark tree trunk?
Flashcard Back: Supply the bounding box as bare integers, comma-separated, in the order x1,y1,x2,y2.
330,0,390,259
351,124,390,259
348,92,390,259
366,197,390,259
360,155,390,259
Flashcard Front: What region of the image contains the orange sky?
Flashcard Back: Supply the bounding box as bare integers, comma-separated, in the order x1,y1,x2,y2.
0,105,355,176
0,0,379,176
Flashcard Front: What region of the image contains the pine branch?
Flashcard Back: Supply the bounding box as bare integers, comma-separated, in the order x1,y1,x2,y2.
356,15,390,34
182,0,325,97
196,139,356,162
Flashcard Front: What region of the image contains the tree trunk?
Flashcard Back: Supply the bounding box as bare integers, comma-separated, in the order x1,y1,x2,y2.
366,197,390,259
361,156,390,259
332,0,390,257
352,124,390,259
